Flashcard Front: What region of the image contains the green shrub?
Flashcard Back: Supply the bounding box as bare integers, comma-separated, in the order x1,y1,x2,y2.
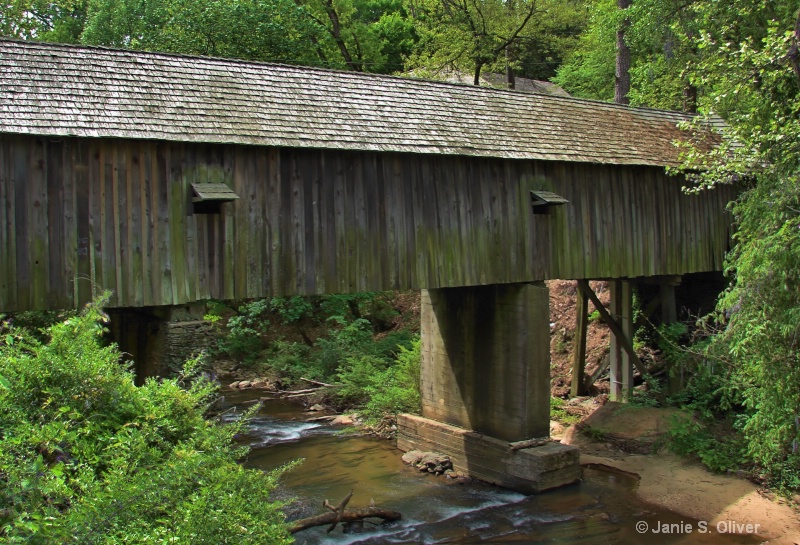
667,414,750,474
0,301,293,544
361,338,421,421
217,299,272,362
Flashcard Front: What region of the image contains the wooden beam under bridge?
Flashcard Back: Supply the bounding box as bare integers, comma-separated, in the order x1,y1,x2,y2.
574,280,653,400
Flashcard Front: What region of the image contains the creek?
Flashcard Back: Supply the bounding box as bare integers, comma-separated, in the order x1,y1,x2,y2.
220,388,758,544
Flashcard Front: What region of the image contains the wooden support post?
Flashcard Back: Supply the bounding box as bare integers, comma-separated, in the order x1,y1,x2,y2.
661,282,681,395
577,280,651,399
571,283,589,397
620,281,634,401
609,280,623,401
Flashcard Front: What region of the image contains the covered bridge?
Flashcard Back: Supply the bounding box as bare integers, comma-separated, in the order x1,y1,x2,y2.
0,39,731,312
0,38,734,493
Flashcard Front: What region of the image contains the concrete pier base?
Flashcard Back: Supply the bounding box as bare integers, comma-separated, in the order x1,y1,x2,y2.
397,414,581,493
403,282,581,493
107,303,214,382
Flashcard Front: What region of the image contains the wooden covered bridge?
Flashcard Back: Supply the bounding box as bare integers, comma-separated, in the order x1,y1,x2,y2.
0,39,734,492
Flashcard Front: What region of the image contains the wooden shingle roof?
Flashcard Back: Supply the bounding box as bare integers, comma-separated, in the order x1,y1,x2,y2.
0,39,707,166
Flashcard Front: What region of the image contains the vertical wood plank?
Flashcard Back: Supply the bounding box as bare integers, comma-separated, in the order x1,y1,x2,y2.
47,139,67,308
254,147,270,296
29,137,49,309
289,152,305,294
88,144,101,302
12,138,27,309
61,140,78,307
248,147,265,297
168,143,188,304
99,144,116,302
222,146,236,299
266,147,281,297
155,143,173,305
113,143,126,305
300,150,317,294
183,144,199,301
0,137,17,310
236,146,252,297
138,142,153,306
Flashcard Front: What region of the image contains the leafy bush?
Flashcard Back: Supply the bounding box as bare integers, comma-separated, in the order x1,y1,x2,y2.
0,302,293,544
361,338,421,421
217,299,272,362
667,414,749,474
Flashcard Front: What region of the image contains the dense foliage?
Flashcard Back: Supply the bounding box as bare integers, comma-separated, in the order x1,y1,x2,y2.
405,0,586,84
211,292,421,420
0,0,587,80
0,302,293,543
673,1,800,492
3,0,800,497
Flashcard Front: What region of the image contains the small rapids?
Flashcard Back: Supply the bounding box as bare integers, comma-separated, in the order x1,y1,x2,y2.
219,389,759,545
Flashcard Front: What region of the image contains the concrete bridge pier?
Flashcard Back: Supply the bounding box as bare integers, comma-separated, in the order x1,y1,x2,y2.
107,304,214,384
397,282,581,493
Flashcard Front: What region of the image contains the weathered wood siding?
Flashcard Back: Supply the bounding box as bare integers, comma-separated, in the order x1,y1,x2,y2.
0,134,734,311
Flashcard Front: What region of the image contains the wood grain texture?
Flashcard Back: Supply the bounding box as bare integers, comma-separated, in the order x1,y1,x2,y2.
0,134,736,311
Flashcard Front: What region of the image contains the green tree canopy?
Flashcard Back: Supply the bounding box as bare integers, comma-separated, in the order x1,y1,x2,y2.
405,0,586,85
678,1,800,490
0,0,88,42
81,0,325,64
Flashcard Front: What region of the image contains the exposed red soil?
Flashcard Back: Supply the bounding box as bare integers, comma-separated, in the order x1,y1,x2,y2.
548,280,612,397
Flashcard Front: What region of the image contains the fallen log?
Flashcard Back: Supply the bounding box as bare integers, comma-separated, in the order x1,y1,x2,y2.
288,490,401,534
300,377,335,388
305,414,339,422
276,387,321,396
288,507,402,534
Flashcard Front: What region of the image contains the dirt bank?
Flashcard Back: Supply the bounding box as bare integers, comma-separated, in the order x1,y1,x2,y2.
558,402,800,545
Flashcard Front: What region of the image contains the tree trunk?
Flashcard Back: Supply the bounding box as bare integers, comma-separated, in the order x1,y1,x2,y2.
323,0,363,72
473,61,484,85
615,0,632,105
683,83,698,113
506,47,515,89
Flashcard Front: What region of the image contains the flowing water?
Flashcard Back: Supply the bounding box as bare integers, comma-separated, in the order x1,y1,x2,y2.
220,389,758,545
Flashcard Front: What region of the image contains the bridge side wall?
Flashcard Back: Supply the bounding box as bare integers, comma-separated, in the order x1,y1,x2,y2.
0,134,734,311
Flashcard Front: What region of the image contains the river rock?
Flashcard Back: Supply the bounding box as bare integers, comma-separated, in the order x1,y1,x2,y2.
401,450,425,465
401,450,452,475
228,381,241,389
308,404,325,412
331,414,354,426
251,380,268,389
238,380,252,389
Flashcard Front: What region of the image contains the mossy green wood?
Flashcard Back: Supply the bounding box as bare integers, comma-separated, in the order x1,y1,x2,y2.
0,134,735,311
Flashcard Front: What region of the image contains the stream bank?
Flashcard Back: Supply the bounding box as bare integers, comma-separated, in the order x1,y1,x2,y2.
559,400,800,545
220,388,769,544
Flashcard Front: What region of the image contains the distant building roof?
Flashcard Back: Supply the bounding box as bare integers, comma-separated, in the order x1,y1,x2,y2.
480,73,571,97
0,39,710,167
426,68,570,96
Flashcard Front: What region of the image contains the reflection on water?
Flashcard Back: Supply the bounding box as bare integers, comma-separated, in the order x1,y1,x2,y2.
220,390,759,545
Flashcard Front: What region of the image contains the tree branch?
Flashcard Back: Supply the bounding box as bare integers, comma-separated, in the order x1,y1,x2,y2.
286,490,403,535
491,0,539,56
